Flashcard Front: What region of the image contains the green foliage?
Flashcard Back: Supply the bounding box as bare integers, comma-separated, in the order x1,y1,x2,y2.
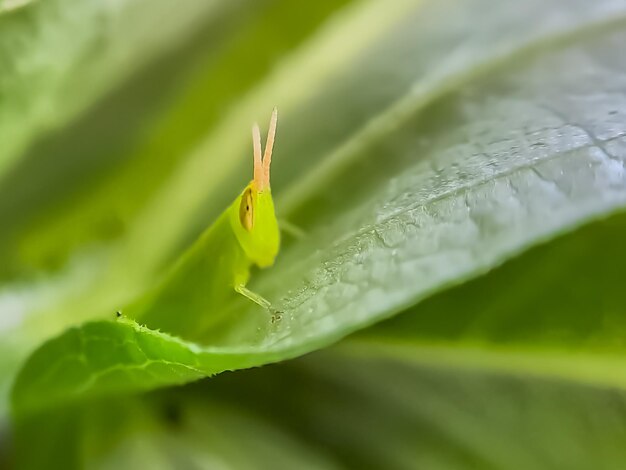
3,0,626,467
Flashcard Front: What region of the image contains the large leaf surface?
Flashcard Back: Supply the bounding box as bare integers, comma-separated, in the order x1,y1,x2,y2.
12,0,626,414
357,211,626,386
13,210,626,414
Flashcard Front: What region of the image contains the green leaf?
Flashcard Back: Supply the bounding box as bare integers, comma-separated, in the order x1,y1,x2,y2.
15,390,340,470
11,0,626,414
0,0,228,177
17,344,626,469
202,346,626,470
12,318,205,415
356,212,626,387
12,316,293,414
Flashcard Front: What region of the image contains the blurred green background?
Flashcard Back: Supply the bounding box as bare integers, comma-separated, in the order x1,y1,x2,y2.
2,0,626,468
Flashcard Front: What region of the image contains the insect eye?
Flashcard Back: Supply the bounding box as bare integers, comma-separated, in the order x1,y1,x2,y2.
239,187,254,231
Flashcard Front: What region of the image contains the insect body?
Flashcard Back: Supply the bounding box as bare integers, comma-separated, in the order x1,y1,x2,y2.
135,109,281,338
229,108,280,304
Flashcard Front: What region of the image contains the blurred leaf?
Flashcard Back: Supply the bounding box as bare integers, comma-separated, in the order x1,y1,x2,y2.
202,346,626,470
15,391,339,470
12,0,626,414
0,0,228,177
17,343,626,470
13,407,81,470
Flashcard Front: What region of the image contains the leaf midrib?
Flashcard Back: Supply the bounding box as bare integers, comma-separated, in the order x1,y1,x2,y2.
340,338,626,390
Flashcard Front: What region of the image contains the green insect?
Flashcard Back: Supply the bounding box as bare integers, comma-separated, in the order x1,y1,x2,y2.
135,109,281,338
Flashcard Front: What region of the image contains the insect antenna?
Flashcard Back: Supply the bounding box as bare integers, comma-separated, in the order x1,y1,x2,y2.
251,108,277,190
263,107,278,186
252,122,263,187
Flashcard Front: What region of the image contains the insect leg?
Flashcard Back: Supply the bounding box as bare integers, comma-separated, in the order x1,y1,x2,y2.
234,284,272,309
278,219,306,239
234,284,282,321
